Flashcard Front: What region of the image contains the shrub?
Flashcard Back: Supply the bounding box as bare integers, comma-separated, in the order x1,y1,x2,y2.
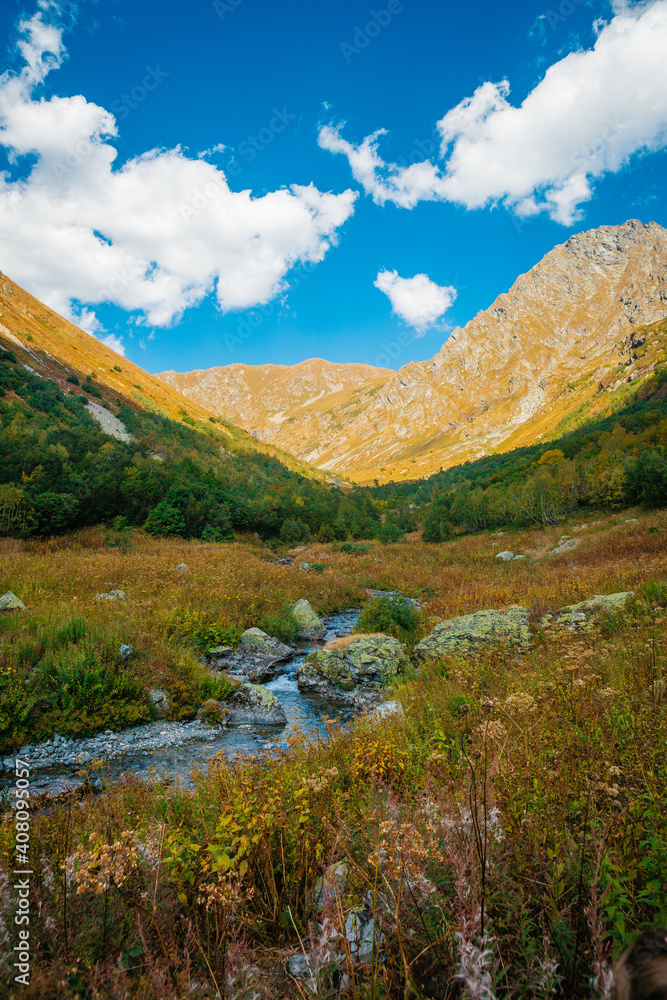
279,518,311,545
356,595,423,645
257,605,299,644
144,502,186,537
316,522,336,543
377,521,404,544
66,374,80,385
30,492,79,535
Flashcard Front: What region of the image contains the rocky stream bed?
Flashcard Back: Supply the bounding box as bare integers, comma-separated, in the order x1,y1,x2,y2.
0,609,361,801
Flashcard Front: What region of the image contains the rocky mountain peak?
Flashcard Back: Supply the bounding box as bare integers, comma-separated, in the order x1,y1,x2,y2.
158,220,667,482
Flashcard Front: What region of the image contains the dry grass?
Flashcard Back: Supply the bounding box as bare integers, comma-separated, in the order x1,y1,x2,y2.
323,632,388,651
1,509,666,997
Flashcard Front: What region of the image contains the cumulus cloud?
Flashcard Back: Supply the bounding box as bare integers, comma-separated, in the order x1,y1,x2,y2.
0,4,357,351
374,270,457,334
318,126,449,208
320,1,667,224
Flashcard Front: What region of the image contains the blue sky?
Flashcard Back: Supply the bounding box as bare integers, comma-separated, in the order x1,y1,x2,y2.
0,0,666,374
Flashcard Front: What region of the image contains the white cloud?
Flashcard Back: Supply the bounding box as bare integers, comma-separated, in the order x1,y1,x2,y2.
374,270,457,334
100,333,126,356
320,1,667,224
318,126,449,208
0,5,357,345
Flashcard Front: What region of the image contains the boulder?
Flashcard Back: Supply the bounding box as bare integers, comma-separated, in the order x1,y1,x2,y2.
96,589,126,601
0,591,26,611
119,644,134,661
292,598,326,640
175,563,190,573
196,699,228,725
366,699,404,723
224,683,286,725
298,634,409,704
495,551,514,562
541,592,634,630
237,628,293,665
148,688,170,717
299,561,313,572
414,606,531,661
205,645,233,668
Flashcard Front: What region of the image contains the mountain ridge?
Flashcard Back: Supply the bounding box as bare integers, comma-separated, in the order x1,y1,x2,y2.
158,219,667,482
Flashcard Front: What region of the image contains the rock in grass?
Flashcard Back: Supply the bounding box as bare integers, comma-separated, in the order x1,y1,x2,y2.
291,599,326,640
414,606,531,662
148,689,170,717
175,563,190,573
224,683,286,725
0,591,26,611
541,592,635,630
366,699,404,723
550,538,580,555
96,589,126,601
286,953,317,979
297,634,409,703
495,551,514,562
119,644,134,661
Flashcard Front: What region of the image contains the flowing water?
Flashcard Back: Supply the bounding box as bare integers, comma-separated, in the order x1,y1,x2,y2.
1,609,360,799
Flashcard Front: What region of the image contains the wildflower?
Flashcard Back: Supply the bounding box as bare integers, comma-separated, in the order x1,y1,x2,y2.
503,692,536,714
66,831,140,895
454,931,497,1000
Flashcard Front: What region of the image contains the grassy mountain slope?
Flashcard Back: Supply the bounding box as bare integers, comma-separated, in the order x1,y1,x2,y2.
0,269,323,478
158,220,667,483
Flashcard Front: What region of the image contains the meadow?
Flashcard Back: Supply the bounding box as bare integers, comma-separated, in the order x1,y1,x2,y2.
0,511,666,997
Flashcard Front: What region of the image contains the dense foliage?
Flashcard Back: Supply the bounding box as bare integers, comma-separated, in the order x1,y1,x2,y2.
371,368,667,538
0,356,383,542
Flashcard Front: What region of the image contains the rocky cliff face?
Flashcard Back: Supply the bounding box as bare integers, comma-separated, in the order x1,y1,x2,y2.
158,220,667,482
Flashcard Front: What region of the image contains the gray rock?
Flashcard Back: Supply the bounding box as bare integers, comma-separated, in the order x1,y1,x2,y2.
345,905,383,963
513,554,527,561
208,645,233,658
299,561,313,572
286,953,316,979
119,644,134,661
414,606,531,661
495,551,514,562
175,563,190,573
292,599,326,640
0,591,26,611
314,862,348,911
96,589,126,601
237,628,293,665
551,538,580,555
298,634,409,703
541,592,635,630
367,700,404,723
148,689,170,717
224,683,286,725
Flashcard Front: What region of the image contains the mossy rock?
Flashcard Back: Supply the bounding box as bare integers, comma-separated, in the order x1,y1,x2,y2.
236,628,293,664
540,591,634,630
297,634,408,701
291,599,326,640
414,606,531,661
224,683,286,725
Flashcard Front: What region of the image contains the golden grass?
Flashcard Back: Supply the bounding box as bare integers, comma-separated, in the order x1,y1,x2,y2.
1,508,667,997
322,632,388,651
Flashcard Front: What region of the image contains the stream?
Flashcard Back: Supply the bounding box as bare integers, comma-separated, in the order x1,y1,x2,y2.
1,609,360,800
